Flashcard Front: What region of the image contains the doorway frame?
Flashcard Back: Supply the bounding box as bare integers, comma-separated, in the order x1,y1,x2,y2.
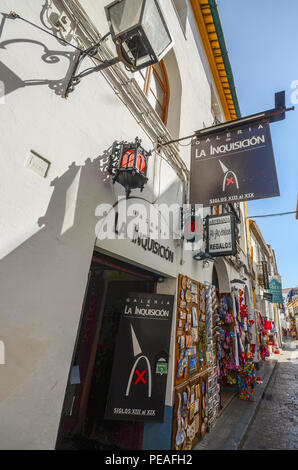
55,250,159,448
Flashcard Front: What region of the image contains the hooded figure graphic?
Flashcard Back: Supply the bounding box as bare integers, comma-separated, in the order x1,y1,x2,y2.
126,324,152,398
219,160,239,192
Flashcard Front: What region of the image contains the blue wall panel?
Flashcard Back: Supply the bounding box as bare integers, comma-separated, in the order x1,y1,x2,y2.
142,405,173,450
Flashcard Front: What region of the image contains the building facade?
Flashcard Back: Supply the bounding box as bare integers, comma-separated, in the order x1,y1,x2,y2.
0,0,278,450
284,289,298,337
248,219,283,359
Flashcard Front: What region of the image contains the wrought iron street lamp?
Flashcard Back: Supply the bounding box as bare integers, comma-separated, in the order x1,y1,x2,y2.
108,138,151,197
65,0,173,96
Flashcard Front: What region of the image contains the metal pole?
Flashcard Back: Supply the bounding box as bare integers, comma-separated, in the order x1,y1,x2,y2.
159,105,294,148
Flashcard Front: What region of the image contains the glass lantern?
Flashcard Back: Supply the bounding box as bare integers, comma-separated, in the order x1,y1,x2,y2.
109,138,151,197
105,0,173,71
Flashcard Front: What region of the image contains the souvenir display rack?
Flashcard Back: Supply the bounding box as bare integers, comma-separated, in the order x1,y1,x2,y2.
172,372,208,450
207,287,221,429
172,275,216,449
206,284,220,430
174,275,207,386
172,280,260,449
217,292,238,390
218,288,259,402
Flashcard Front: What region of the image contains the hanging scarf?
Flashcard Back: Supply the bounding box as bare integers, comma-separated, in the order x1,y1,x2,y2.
232,289,240,368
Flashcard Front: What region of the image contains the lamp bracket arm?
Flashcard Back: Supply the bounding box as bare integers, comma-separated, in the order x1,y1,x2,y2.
64,32,122,97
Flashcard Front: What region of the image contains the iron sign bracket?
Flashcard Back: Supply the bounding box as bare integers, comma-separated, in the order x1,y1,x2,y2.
64,33,121,98
159,91,294,148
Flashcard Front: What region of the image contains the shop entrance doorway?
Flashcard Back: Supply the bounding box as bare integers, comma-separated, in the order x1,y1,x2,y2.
56,251,157,450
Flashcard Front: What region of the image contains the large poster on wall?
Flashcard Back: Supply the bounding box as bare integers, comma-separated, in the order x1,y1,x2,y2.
105,292,174,422
190,121,280,206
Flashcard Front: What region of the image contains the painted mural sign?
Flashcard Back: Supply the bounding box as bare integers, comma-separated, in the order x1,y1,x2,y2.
105,292,174,422
269,275,283,303
190,121,280,205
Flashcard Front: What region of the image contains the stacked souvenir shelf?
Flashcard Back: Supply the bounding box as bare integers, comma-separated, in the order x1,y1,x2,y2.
233,288,259,401
207,366,219,429
217,292,238,391
217,289,258,402
175,275,207,384
172,374,208,450
172,274,209,450
205,285,220,430
172,283,258,446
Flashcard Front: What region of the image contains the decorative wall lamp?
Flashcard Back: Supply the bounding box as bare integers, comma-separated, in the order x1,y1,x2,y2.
65,0,173,96
108,138,151,197
180,207,204,244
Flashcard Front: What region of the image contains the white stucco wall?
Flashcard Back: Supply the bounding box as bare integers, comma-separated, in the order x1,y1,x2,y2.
0,0,236,449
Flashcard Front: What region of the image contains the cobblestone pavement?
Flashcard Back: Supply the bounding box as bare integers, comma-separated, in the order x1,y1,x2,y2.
241,342,298,450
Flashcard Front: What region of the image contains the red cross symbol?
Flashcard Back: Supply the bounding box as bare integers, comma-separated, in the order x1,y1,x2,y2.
134,369,146,385
227,176,235,186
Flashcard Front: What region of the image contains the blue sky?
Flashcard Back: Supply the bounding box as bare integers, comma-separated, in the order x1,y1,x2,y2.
217,0,298,288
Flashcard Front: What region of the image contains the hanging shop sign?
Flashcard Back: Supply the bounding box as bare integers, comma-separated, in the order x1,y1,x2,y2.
263,292,273,301
105,292,174,422
261,261,270,289
190,121,280,206
205,213,237,257
269,275,283,303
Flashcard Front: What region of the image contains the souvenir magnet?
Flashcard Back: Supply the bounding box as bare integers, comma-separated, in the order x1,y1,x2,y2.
180,310,186,320
189,403,195,422
191,283,198,294
195,399,199,414
192,306,198,327
194,414,200,434
191,386,195,404
182,276,187,290
185,290,192,303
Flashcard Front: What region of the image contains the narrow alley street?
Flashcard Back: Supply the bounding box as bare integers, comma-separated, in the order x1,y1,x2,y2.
241,342,298,450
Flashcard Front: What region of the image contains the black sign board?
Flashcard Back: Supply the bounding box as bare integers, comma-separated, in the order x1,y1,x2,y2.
105,292,174,422
206,213,237,257
263,292,273,301
190,121,280,206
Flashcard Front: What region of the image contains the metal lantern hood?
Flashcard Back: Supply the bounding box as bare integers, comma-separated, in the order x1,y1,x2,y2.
105,0,173,71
